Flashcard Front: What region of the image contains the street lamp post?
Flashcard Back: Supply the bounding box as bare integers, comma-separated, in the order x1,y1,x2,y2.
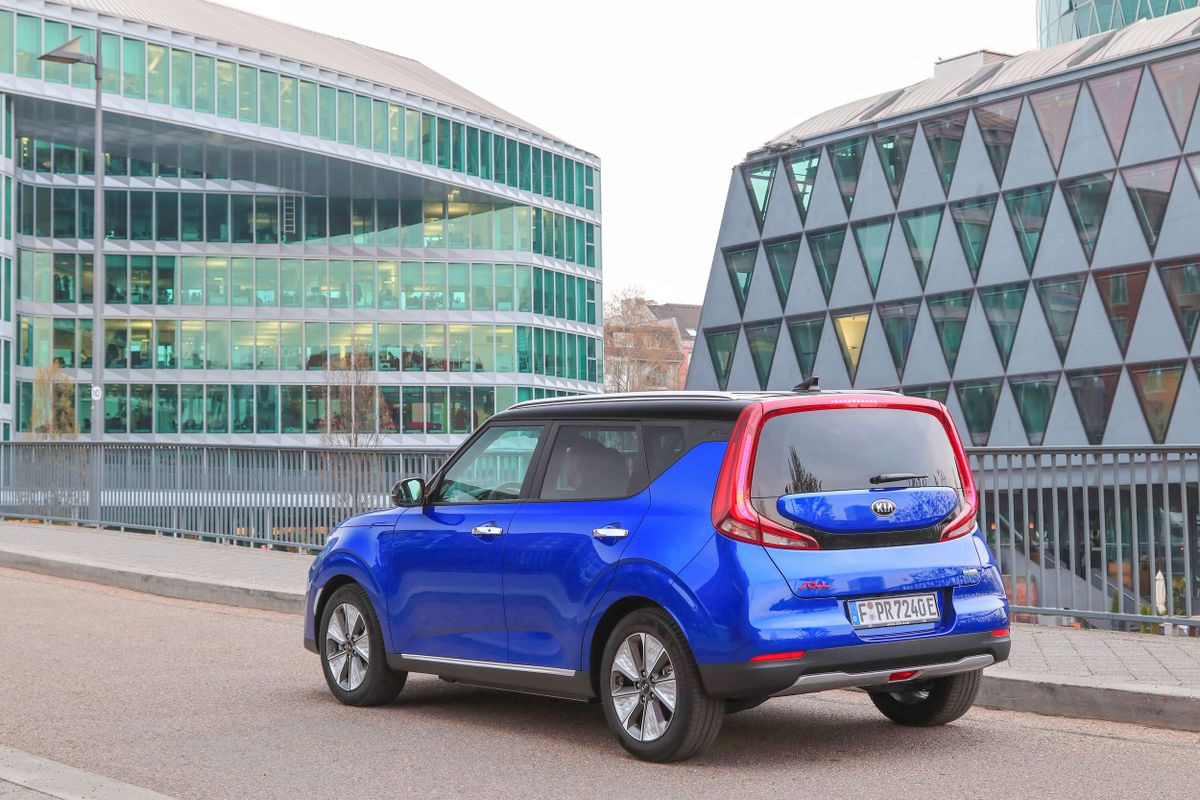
41,33,105,520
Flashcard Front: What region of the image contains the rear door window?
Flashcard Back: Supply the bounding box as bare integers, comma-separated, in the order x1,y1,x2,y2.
538,424,647,501
751,408,962,522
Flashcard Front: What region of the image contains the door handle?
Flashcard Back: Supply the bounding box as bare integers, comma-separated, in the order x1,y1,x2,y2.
472,524,504,537
592,526,630,540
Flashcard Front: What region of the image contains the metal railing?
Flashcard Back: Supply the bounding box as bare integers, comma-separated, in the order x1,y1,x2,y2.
0,442,451,553
1,441,1196,629
969,447,1199,628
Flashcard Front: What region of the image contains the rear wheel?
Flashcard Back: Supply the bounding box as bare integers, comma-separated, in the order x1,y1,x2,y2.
319,585,406,706
599,609,723,762
868,669,982,726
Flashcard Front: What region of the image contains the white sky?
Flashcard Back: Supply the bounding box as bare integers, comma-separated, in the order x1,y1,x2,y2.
236,0,1034,305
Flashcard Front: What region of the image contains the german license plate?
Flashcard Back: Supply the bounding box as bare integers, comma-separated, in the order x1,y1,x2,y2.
848,593,940,629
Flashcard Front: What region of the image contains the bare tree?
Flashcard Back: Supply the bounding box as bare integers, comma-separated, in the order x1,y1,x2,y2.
322,347,392,449
30,363,77,439
602,286,685,393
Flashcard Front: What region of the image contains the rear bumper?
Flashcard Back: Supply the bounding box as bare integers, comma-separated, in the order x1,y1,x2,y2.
698,630,1010,699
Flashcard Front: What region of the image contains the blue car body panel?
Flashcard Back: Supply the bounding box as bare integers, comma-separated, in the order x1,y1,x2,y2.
776,487,959,533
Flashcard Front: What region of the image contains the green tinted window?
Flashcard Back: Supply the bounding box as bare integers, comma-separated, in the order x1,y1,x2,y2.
955,379,1002,446
744,319,781,390
259,70,278,127
299,81,317,136
899,206,942,288
742,159,776,229
723,246,757,314
147,44,168,103
122,38,145,98
16,15,40,78
926,290,972,373
705,328,739,391
949,195,997,281
978,281,1027,367
194,55,215,113
1004,183,1054,272
1009,372,1059,446
1061,172,1113,262
1034,273,1086,360
874,125,915,203
238,65,257,122
216,60,236,118
828,137,867,213
877,298,921,376
807,226,845,302
851,217,892,294
170,50,192,108
319,85,336,140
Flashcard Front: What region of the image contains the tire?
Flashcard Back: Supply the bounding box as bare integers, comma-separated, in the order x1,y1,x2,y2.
868,668,982,726
599,608,723,762
319,584,406,706
724,698,768,715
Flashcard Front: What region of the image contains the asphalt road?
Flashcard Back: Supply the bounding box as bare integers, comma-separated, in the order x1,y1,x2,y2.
2,566,1197,800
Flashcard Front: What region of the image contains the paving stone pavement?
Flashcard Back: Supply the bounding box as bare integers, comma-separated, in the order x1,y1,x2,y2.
2,520,1199,697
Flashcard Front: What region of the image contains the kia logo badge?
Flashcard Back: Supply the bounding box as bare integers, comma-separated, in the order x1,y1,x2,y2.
871,498,897,517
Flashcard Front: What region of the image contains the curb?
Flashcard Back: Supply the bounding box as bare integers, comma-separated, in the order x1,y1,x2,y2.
979,670,1200,733
0,549,305,615
0,745,176,800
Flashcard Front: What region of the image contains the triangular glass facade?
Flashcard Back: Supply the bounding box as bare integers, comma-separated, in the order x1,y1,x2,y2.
1009,372,1060,446
832,307,871,383
787,314,824,380
1088,67,1141,160
900,206,943,287
852,217,893,295
903,383,950,404
978,281,1028,368
1149,52,1200,146
874,125,916,204
742,159,776,230
1060,171,1114,263
950,195,998,281
955,378,1003,446
975,98,1022,184
926,290,973,373
705,327,740,391
1128,360,1186,444
1034,273,1087,361
807,226,846,302
923,110,970,193
764,237,803,308
785,149,821,222
723,245,758,314
829,137,868,214
744,319,781,390
1122,159,1177,252
1004,183,1055,273
1093,264,1149,355
1157,257,1200,349
877,298,921,378
1030,83,1080,171
1066,366,1122,445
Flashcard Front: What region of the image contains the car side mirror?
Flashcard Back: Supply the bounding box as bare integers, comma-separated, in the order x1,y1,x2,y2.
390,477,426,507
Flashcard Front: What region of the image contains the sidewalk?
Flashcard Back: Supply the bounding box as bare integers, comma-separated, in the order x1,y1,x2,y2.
2,520,1198,732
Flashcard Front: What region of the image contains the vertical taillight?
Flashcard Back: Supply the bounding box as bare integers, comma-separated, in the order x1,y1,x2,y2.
938,405,979,541
711,404,819,551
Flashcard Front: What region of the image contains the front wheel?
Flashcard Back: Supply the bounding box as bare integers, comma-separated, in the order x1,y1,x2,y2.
319,585,406,706
599,609,723,762
868,669,982,726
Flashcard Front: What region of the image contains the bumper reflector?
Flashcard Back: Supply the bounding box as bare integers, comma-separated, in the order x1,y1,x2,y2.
888,670,920,682
749,650,807,663
992,628,1010,637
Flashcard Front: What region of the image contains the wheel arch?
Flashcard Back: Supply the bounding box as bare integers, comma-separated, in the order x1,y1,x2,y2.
312,551,393,653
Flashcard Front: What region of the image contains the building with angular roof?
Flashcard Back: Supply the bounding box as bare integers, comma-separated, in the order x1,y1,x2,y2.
0,0,601,444
689,4,1200,447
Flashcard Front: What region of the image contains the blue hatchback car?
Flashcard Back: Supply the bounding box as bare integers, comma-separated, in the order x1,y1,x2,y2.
304,389,1010,762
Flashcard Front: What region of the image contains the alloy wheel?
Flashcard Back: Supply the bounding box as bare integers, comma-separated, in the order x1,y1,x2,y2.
609,632,676,742
325,602,370,692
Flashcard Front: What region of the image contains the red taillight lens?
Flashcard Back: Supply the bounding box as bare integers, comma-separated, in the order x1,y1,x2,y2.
940,486,978,541
992,627,1010,637
711,404,819,551
888,670,920,682
749,650,807,663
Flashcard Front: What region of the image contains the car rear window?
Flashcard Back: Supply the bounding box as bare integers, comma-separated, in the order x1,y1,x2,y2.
750,408,963,509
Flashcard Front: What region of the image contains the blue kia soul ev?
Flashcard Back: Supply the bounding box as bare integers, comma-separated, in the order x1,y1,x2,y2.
304,389,1010,762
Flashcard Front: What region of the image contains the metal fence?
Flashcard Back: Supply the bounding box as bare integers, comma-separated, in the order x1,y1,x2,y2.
0,442,451,553
1,441,1196,629
969,447,1199,629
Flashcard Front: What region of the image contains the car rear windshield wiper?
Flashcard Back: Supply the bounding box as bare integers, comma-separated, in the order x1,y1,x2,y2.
869,472,928,485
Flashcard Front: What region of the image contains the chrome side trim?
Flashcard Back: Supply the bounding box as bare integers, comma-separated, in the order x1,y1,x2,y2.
771,653,994,697
400,653,577,677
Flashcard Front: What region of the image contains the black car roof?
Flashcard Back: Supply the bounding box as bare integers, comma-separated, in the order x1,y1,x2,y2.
493,389,907,424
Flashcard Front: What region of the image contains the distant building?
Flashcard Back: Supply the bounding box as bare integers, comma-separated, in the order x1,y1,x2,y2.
690,6,1200,447
1039,0,1199,47
604,297,700,392
0,0,602,446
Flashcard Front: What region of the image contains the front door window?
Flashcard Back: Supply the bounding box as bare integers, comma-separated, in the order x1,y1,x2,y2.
434,425,542,503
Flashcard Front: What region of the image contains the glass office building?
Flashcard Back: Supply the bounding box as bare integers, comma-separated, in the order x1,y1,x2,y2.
1039,0,1199,47
691,9,1200,446
0,0,602,445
